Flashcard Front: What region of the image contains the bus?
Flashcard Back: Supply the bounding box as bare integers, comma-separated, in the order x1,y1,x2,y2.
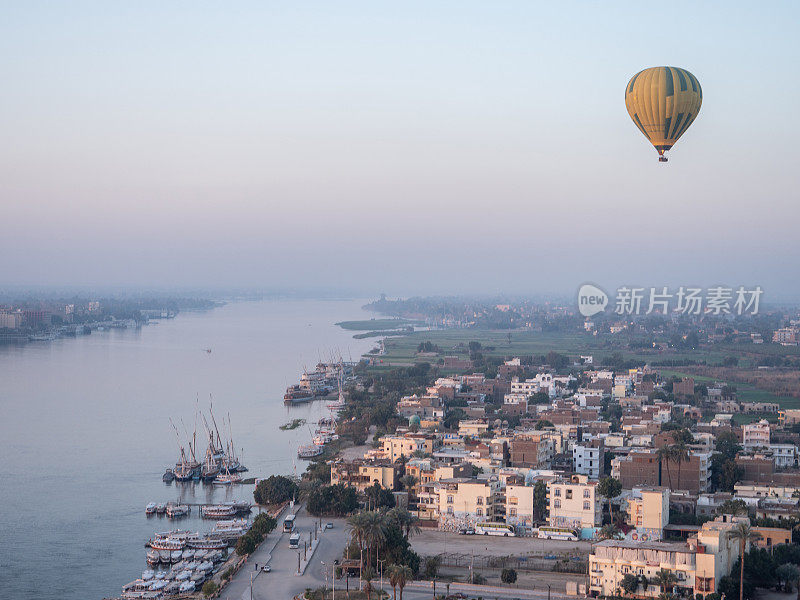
475,522,516,537
537,526,578,541
283,514,296,533
288,532,301,549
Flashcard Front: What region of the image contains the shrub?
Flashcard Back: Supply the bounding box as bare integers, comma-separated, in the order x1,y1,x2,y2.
253,475,298,505
202,581,219,597
501,568,517,584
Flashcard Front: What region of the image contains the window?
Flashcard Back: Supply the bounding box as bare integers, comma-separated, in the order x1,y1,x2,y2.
447,506,453,515
554,488,561,497
584,489,590,498
476,507,483,516
510,508,517,516
566,489,573,499
477,497,483,505
584,501,590,510
447,495,453,504
509,497,518,505
554,499,561,508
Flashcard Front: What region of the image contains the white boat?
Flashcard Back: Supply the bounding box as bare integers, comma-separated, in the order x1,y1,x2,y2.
157,550,171,564
156,503,167,514
141,570,154,581
165,582,180,594
201,504,237,518
214,519,248,530
186,537,227,550
166,504,190,518
155,571,166,580
179,580,196,593
181,549,194,560
214,471,242,485
190,571,206,583
145,502,157,515
175,570,190,581
150,580,167,591
146,550,160,565
298,444,324,459
170,550,182,562
198,560,213,572
149,537,184,551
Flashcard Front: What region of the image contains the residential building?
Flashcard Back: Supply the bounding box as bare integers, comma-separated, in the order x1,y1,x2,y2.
330,459,400,492
624,488,670,541
380,433,436,462
573,439,604,479
548,474,601,529
510,433,554,468
436,477,502,526
742,420,770,448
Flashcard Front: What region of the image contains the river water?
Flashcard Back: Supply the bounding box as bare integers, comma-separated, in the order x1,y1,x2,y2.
0,298,375,600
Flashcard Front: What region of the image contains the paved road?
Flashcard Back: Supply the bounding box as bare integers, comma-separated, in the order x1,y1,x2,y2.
220,506,349,600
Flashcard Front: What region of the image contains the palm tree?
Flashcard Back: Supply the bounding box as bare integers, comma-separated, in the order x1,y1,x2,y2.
599,524,619,540
362,511,388,571
727,521,762,600
671,440,690,491
388,564,401,600
347,511,368,584
657,446,675,489
399,474,417,493
654,569,677,597
362,568,375,600
389,507,421,539
395,564,413,600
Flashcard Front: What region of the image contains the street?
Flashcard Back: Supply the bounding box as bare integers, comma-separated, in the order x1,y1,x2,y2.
220,505,350,600
411,529,591,558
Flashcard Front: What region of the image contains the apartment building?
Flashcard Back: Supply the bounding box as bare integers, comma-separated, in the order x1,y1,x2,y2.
435,477,502,526
510,433,554,468
330,459,400,492
573,439,604,479
505,483,536,528
548,474,601,529
589,515,744,598
613,448,711,494
624,488,670,541
742,419,770,448
380,433,436,462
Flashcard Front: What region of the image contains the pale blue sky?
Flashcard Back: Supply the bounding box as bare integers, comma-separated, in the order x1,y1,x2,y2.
1,2,798,298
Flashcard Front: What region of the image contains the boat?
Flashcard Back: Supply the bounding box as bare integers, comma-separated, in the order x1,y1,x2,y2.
155,571,166,580
145,502,157,515
181,549,194,561
284,385,314,405
162,468,175,483
214,519,248,531
175,570,190,582
298,444,324,459
150,580,167,591
186,536,227,550
201,504,237,519
149,537,185,551
179,580,196,593
170,550,182,562
165,582,180,594
190,571,206,584
156,503,167,514
166,504,190,518
146,550,160,565
214,469,242,485
142,570,154,581
158,550,171,564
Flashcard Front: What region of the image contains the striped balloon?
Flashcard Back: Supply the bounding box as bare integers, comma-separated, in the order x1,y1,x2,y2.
625,66,702,162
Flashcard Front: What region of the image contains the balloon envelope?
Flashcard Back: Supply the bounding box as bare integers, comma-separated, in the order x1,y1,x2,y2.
625,66,702,161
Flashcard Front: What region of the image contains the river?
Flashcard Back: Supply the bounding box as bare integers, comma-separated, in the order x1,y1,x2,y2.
0,298,376,600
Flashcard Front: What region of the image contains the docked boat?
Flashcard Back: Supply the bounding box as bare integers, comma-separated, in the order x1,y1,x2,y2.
145,502,157,515
146,550,160,566
150,580,167,591
181,549,194,561
186,536,227,550
190,571,206,584
156,503,167,514
149,537,185,551
175,570,190,581
214,469,242,485
162,468,175,483
298,444,324,459
170,549,182,562
201,504,237,519
179,580,196,593
141,570,154,581
158,550,171,564
284,385,314,405
165,581,180,594
155,570,166,580
166,503,190,518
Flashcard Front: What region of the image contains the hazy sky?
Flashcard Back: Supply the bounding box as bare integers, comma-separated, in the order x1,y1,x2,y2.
2,2,799,299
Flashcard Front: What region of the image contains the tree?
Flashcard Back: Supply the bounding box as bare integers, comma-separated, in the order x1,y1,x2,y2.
654,569,677,596
388,564,401,600
201,581,219,597
533,481,548,521
717,499,748,517
501,568,518,584
392,564,413,600
365,482,396,510
657,445,676,489
388,507,420,539
308,484,358,516
727,522,762,600
535,419,554,430
620,574,639,597
776,563,800,593
599,524,620,540
423,556,440,579
598,477,622,524
362,511,389,570
347,512,368,581
671,440,690,490
362,568,375,600
253,475,298,505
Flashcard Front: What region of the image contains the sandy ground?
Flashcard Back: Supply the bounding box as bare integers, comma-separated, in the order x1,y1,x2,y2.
411,528,592,558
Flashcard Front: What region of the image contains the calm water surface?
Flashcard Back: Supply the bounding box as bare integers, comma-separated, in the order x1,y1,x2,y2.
0,299,374,600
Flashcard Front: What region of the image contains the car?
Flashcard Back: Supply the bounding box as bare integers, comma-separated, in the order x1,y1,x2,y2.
261,565,271,572
458,528,475,535
325,522,334,529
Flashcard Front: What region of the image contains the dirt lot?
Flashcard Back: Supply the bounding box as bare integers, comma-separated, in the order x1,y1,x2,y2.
411,528,592,558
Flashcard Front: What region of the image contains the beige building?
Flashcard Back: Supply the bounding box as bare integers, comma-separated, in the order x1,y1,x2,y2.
624,488,670,541
458,420,490,438
589,515,746,598
435,477,502,527
505,483,536,527
548,474,601,529
380,434,436,462
330,459,400,492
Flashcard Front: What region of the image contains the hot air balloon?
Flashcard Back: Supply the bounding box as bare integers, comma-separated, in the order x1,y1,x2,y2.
625,66,702,162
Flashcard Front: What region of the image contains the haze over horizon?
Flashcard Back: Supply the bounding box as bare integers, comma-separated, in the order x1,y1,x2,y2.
2,2,799,300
